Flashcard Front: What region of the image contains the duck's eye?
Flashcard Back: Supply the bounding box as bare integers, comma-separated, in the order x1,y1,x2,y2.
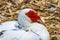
30,13,33,16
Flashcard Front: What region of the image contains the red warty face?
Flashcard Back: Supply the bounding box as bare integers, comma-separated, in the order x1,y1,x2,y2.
26,10,41,23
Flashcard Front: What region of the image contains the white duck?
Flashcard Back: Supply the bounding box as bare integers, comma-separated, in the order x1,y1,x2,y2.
0,29,40,40
18,8,50,40
0,8,50,40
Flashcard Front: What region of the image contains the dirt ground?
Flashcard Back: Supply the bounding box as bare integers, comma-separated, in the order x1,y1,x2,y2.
0,0,60,40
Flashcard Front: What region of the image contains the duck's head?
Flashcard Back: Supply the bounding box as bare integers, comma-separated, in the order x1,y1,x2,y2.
18,8,42,27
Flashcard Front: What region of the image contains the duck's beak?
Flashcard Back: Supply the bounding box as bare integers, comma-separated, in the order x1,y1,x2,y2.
36,19,43,24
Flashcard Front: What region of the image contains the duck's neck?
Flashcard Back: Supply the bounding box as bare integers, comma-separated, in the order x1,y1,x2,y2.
18,15,32,29
19,21,31,31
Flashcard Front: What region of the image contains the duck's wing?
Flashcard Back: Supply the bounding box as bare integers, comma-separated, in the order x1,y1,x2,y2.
27,23,50,40
20,30,40,40
0,30,25,40
0,21,19,32
0,30,40,40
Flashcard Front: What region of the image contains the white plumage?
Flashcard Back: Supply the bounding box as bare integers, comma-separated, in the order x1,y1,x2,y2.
0,29,40,40
27,23,50,40
0,21,18,32
18,8,32,27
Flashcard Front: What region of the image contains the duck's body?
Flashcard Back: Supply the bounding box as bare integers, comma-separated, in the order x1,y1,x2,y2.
0,29,40,40
0,21,18,32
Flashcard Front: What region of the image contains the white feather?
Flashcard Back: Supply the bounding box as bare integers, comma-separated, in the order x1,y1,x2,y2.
18,8,33,27
0,29,40,40
0,21,18,32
